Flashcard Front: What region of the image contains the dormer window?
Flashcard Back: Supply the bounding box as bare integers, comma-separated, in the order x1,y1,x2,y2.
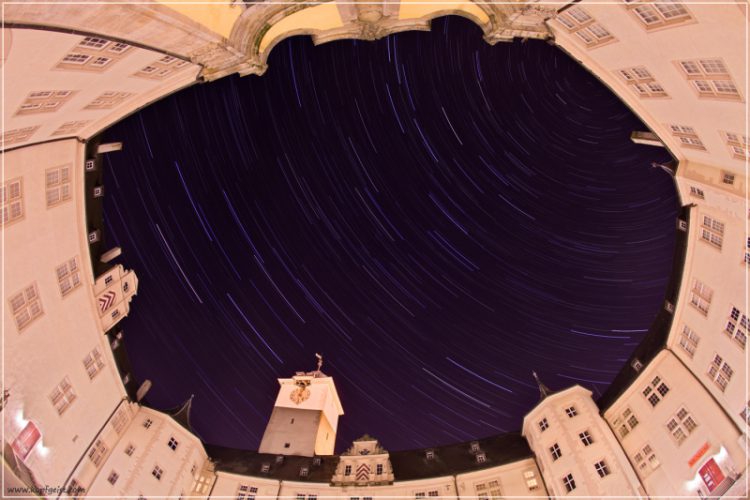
476,452,486,464
470,441,480,453
261,463,270,473
313,457,321,466
425,450,435,460
299,467,309,477
275,455,284,464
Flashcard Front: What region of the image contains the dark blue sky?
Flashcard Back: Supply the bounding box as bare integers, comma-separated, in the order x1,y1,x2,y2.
103,16,678,452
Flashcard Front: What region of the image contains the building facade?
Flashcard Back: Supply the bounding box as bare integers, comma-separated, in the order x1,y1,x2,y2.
2,0,747,498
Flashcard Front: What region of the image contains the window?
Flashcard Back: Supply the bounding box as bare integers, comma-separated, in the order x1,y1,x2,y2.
83,347,105,379
725,306,747,349
62,53,91,64
524,470,539,490
642,376,669,407
261,464,270,473
741,402,750,425
167,437,179,450
344,465,352,476
135,56,190,79
125,444,135,456
707,355,733,391
666,407,698,444
470,441,480,452
678,58,741,100
633,444,660,477
376,463,383,474
722,131,749,160
9,283,43,331
109,42,130,53
428,491,439,497
237,485,257,500
68,479,84,500
46,164,72,207
594,460,610,478
111,409,128,434
689,186,705,199
143,418,153,429
557,6,615,49
57,256,81,296
415,493,425,499
107,471,119,485
16,90,74,115
79,36,108,49
85,91,134,110
50,376,76,415
91,56,112,67
722,172,735,185
312,457,321,466
1,177,24,227
159,55,178,64
669,124,705,150
299,467,308,477
2,126,40,145
745,238,750,265
563,473,576,493
476,452,486,463
565,406,577,417
626,0,692,29
618,66,668,98
152,465,163,480
700,215,724,249
538,417,549,431
550,443,562,460
88,439,108,467
678,325,700,357
579,430,594,446
689,279,712,315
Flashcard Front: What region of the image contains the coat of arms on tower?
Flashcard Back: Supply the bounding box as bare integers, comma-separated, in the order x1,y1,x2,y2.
290,380,311,404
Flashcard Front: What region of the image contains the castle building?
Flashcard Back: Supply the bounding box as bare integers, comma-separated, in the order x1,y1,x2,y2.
1,0,747,498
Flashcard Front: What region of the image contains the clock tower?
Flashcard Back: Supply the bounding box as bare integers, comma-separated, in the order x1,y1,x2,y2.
258,355,344,457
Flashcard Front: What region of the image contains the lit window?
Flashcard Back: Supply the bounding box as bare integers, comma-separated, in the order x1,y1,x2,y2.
88,439,108,467
83,347,105,379
579,430,594,446
594,460,610,478
689,279,712,315
524,470,539,490
707,355,733,391
700,215,724,249
299,467,308,477
9,283,43,331
550,443,562,460
563,473,576,493
666,407,698,444
565,406,577,417
476,452,486,463
678,325,700,357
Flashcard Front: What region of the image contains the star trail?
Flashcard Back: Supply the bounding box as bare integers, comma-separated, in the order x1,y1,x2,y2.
102,16,678,452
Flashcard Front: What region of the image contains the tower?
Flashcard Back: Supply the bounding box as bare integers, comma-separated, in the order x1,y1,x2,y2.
258,355,344,457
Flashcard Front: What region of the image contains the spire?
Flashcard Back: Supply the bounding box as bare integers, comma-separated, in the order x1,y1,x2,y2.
169,394,195,431
532,371,553,400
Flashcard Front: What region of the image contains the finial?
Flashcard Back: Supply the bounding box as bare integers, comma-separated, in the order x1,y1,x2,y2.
532,371,553,400
315,353,323,371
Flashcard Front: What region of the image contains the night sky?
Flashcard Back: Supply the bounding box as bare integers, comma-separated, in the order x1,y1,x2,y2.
102,16,678,453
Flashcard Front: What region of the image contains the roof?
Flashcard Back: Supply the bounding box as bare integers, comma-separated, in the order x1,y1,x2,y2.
597,203,690,410
206,432,533,482
387,432,533,481
205,445,339,482
166,395,196,434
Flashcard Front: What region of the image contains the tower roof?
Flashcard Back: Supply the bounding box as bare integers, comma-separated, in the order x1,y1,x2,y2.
532,371,553,401
167,394,195,433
